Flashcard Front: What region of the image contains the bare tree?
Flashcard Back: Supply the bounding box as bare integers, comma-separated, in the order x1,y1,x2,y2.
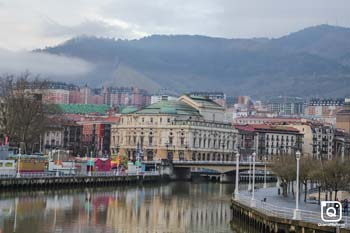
271,155,296,197
0,73,48,153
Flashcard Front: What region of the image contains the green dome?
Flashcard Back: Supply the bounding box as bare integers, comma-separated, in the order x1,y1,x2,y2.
134,100,199,115
120,106,138,114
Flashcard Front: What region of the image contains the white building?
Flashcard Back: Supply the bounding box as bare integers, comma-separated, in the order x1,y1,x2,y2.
111,95,237,161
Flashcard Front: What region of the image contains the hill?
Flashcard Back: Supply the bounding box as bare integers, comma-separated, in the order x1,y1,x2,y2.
37,24,350,97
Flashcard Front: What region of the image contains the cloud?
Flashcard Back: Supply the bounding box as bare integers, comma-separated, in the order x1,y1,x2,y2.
40,17,145,39
0,49,93,79
1,0,350,49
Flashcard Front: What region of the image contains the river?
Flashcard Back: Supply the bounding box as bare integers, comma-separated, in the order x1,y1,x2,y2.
0,181,253,233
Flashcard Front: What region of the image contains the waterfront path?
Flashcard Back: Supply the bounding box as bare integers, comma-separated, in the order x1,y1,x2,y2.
235,187,350,229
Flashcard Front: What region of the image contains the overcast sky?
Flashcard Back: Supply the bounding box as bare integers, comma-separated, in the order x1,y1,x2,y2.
0,0,349,50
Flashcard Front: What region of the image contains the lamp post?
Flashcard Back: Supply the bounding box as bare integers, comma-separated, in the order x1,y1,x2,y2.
263,156,267,189
16,148,21,178
234,153,240,200
293,150,301,220
250,152,256,207
248,155,252,191
56,150,60,177
88,151,92,177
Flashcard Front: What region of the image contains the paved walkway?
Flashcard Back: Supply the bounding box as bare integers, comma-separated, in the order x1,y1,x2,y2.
236,185,350,229
239,186,321,212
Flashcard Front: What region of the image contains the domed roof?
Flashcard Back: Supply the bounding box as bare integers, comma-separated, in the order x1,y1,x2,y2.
134,100,200,115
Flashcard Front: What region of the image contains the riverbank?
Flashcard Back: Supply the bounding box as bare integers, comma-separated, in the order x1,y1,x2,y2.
0,173,167,190
231,187,350,233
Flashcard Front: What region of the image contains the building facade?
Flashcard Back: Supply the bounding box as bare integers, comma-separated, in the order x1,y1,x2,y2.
266,97,304,116
336,102,350,134
79,116,119,157
111,95,237,162
43,117,83,156
235,125,302,160
189,92,226,107
305,98,344,125
286,123,335,160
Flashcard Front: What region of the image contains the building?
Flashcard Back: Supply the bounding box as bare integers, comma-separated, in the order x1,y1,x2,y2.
38,81,151,108
151,95,178,104
334,129,350,161
266,97,304,116
105,87,151,108
234,124,302,160
336,102,350,134
189,92,226,107
305,98,344,125
40,82,78,104
111,95,237,162
286,123,335,160
43,123,64,150
233,116,306,125
79,116,120,157
42,117,83,156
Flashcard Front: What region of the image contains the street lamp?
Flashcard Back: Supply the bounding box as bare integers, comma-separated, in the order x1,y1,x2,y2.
293,150,301,220
88,151,92,177
250,152,256,207
263,156,267,189
16,148,21,178
248,155,252,191
234,153,240,200
56,150,60,177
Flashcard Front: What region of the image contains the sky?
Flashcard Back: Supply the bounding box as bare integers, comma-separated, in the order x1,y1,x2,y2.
0,0,349,50
0,0,349,78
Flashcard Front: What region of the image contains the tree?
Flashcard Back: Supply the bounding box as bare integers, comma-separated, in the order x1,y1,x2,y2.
322,158,350,200
271,155,296,197
0,73,49,153
299,157,318,202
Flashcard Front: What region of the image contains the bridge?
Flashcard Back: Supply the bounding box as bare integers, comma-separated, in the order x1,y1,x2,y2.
144,160,269,173
143,160,272,182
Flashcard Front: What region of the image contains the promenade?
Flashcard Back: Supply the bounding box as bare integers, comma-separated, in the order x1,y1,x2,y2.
235,186,350,230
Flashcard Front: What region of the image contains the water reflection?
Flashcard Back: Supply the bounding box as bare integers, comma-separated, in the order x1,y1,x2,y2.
0,182,236,233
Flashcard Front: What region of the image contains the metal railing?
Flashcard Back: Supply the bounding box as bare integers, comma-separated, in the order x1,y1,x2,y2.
0,170,161,179
172,160,266,166
233,193,350,229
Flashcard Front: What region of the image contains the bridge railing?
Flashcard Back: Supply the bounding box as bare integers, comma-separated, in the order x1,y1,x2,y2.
172,160,266,165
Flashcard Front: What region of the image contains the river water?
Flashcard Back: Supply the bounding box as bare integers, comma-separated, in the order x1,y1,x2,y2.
0,182,248,233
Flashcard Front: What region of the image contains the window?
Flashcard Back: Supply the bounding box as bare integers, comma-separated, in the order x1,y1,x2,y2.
167,118,170,123
150,118,153,123
149,136,153,146
169,137,173,145
140,136,144,147
180,137,184,146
